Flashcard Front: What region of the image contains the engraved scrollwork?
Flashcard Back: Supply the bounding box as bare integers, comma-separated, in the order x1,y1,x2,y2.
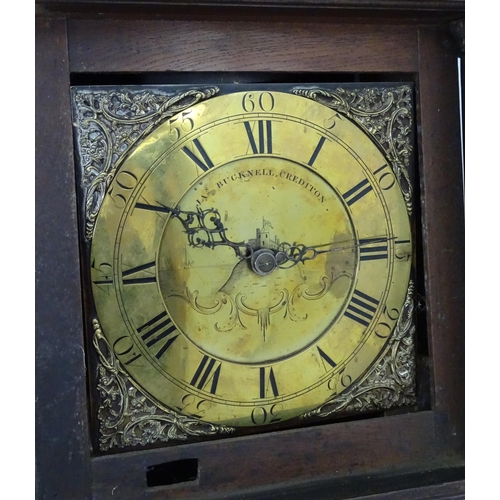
92,318,233,451
167,270,346,341
72,87,219,240
301,281,416,419
292,86,414,214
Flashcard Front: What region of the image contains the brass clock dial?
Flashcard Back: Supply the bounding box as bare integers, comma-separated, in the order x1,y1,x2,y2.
90,90,412,427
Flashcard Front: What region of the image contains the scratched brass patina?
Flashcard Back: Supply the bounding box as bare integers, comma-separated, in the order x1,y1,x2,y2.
88,90,412,428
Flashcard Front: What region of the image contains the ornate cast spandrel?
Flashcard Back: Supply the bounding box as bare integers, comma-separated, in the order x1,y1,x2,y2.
293,85,414,215
71,87,219,241
92,318,234,451
302,281,416,419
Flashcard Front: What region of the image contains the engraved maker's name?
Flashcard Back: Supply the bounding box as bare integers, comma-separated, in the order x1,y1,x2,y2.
216,168,274,188
214,169,325,203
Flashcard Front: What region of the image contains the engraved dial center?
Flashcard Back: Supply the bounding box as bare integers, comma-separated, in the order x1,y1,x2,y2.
157,156,357,364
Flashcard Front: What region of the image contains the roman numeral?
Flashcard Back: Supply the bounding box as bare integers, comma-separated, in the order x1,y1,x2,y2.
317,347,337,372
259,367,279,398
359,237,389,261
244,120,273,154
344,289,380,327
307,136,327,167
342,179,373,206
137,311,179,359
182,138,214,172
122,261,156,285
190,355,221,394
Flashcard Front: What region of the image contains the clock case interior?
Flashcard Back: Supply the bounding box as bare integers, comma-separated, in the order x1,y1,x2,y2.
71,80,427,456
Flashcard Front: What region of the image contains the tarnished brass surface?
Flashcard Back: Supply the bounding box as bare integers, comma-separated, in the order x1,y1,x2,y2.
83,88,413,430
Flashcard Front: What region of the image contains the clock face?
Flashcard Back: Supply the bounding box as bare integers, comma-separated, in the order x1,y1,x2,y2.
90,90,412,427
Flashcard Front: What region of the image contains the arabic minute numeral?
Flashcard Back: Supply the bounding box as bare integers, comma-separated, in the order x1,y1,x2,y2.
251,404,283,425
175,394,212,419
92,261,113,288
112,335,143,366
373,164,396,191
241,92,275,112
108,170,138,209
168,110,194,141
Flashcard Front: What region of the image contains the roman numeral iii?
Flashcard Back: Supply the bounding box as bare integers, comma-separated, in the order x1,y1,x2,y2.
359,237,389,261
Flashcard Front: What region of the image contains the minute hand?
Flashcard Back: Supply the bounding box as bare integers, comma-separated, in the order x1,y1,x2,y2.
277,236,396,268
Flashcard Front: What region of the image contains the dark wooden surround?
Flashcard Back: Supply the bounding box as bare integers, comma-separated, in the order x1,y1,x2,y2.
36,1,465,498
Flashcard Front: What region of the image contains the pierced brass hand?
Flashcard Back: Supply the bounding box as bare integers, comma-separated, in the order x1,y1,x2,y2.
137,202,253,259
275,236,397,269
146,201,398,274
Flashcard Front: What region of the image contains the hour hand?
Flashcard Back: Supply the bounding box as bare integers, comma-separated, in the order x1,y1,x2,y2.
137,202,252,258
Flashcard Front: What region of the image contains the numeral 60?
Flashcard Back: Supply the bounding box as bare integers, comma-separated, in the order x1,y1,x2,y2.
242,92,275,112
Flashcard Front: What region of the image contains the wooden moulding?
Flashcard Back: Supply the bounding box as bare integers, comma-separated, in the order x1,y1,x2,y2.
36,5,464,499
37,0,466,15
416,24,464,456
67,19,419,74
91,412,437,498
35,18,93,500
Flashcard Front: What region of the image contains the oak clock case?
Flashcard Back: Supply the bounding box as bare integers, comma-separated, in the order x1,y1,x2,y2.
72,85,416,452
